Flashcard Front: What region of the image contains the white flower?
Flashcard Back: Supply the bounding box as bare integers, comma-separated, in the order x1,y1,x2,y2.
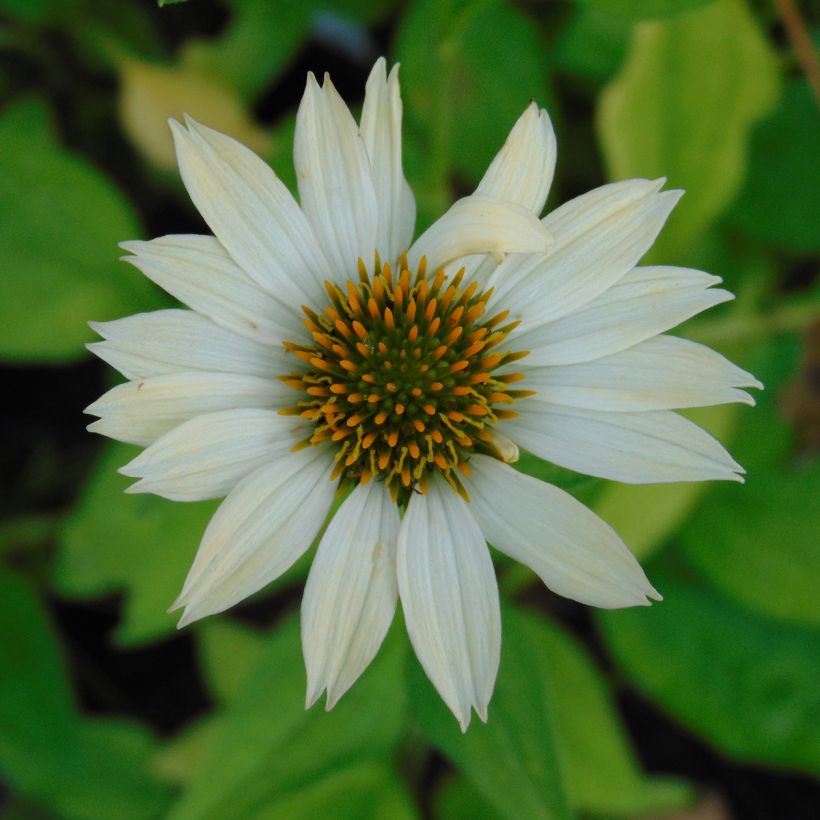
86,58,760,730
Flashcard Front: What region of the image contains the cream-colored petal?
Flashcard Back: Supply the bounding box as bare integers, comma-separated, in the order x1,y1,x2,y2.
513,266,732,367
475,101,557,216
294,73,379,279
442,104,557,285
489,180,680,329
360,58,416,262
120,235,306,343
503,404,745,484
170,118,329,308
85,371,286,447
174,446,336,625
88,309,290,381
397,478,500,731
466,455,659,608
119,409,305,501
302,480,399,710
407,194,552,273
522,335,760,411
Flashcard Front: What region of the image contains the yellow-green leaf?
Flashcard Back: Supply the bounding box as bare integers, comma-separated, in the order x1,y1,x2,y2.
597,0,779,261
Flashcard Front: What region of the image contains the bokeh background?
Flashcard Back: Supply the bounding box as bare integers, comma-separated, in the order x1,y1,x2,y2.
1,0,819,818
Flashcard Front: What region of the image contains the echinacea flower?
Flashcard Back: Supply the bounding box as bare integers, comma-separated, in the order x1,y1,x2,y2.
86,58,760,730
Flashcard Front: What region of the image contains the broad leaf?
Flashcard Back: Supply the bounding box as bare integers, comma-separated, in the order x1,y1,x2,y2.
0,570,171,818
728,80,820,252
598,0,779,261
396,0,552,226
118,58,271,170
409,606,570,820
53,443,217,645
197,618,266,703
599,564,820,775
0,99,161,361
681,336,820,626
574,0,713,20
521,612,693,816
166,615,408,820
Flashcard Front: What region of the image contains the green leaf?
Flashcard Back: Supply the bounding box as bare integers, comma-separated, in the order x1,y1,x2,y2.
181,2,312,102
53,442,217,645
409,606,570,820
396,0,553,226
435,775,503,820
553,6,629,80
520,612,693,816
681,336,820,626
158,0,188,6
728,80,820,252
152,716,222,786
0,0,52,21
250,761,418,820
197,618,266,703
597,0,779,261
166,615,408,820
599,564,820,775
684,458,820,627
0,99,162,362
573,0,713,21
0,569,171,818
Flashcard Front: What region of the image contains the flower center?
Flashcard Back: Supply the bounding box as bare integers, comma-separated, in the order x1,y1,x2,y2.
280,255,531,503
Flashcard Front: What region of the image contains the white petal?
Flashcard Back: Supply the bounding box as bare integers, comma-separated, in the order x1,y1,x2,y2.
475,102,557,216
513,266,732,367
170,118,329,308
465,455,659,608
489,180,681,329
360,59,416,262
88,309,290,381
397,479,500,731
85,372,287,447
523,335,760,412
408,194,553,273
121,234,307,343
294,73,379,279
175,446,336,624
301,480,400,710
503,404,745,484
119,409,306,501
442,104,557,285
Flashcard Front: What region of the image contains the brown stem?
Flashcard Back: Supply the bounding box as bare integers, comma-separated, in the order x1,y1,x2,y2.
776,0,820,105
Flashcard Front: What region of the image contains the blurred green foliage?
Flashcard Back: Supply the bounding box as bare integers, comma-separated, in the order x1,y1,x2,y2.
0,0,818,817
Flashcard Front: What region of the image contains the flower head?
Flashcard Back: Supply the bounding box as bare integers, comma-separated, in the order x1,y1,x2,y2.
86,59,760,730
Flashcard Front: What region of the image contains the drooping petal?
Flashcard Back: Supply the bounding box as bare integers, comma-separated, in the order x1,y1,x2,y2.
475,101,557,216
174,446,336,625
512,266,732,368
170,119,329,308
120,235,306,343
443,103,557,284
119,409,306,501
407,194,553,273
522,335,761,412
301,480,400,710
88,309,290,381
85,372,287,447
465,455,659,608
502,404,745,484
294,73,379,279
488,180,681,329
397,479,501,731
360,58,416,262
